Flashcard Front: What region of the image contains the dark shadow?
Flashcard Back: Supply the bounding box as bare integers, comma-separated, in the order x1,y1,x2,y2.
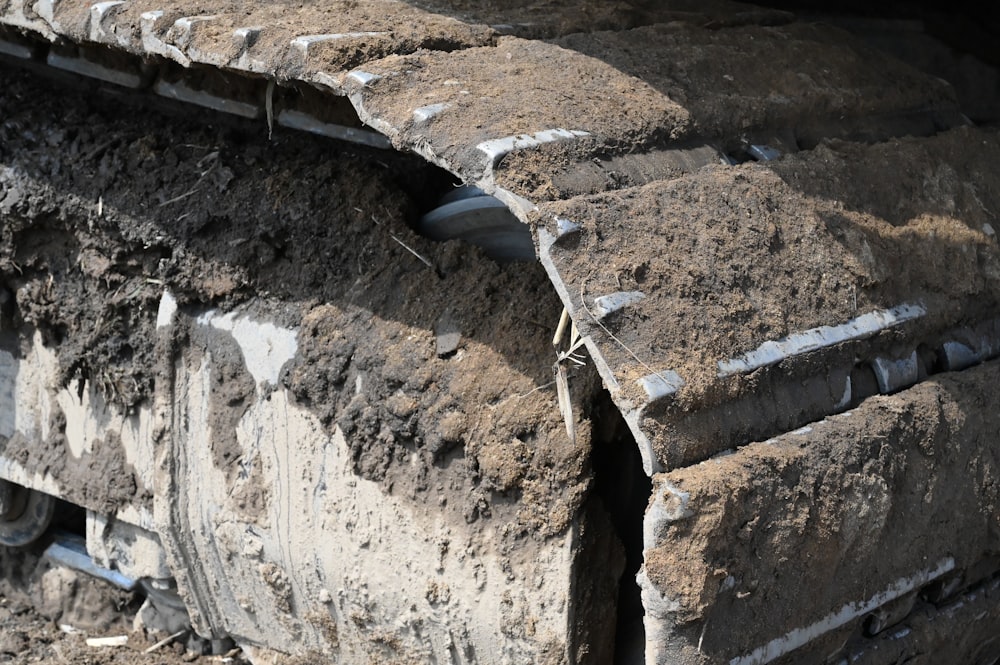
590,390,652,665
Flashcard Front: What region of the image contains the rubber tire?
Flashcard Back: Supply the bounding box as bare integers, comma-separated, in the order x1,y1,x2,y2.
418,193,535,262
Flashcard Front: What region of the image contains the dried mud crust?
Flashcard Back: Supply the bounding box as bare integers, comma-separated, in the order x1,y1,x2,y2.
348,17,961,201
36,0,791,61
409,0,791,38
551,21,956,140
1,429,145,516
352,35,692,172
492,20,961,202
285,290,594,537
0,65,591,536
644,359,1000,661
537,127,1000,413
45,0,497,70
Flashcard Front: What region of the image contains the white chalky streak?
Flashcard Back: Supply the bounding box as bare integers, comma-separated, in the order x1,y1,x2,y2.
637,370,685,400
156,290,177,328
89,1,125,41
197,311,298,387
718,303,926,377
291,32,386,57
347,71,381,86
412,103,449,124
476,129,589,166
592,291,645,319
730,557,955,665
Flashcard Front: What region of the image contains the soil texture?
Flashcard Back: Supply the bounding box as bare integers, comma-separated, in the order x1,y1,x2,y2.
0,62,592,537
0,543,241,665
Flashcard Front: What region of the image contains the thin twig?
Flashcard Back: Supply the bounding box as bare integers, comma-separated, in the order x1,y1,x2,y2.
143,630,186,654
388,233,434,270
158,190,197,208
195,151,219,170
489,379,557,410
265,79,275,140
556,328,586,363
515,380,556,398
552,307,570,347
579,278,668,384
554,362,575,444
552,308,590,445
159,158,218,207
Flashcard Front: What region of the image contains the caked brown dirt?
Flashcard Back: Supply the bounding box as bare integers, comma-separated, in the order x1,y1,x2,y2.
539,130,1000,411
645,359,1000,661
1,1,997,661
536,126,1000,471
0,64,591,540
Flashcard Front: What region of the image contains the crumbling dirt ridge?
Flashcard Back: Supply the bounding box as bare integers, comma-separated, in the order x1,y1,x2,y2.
0,67,589,535
0,62,603,663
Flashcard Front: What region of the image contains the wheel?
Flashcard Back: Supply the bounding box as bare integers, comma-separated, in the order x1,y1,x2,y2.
418,187,535,262
0,481,56,547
